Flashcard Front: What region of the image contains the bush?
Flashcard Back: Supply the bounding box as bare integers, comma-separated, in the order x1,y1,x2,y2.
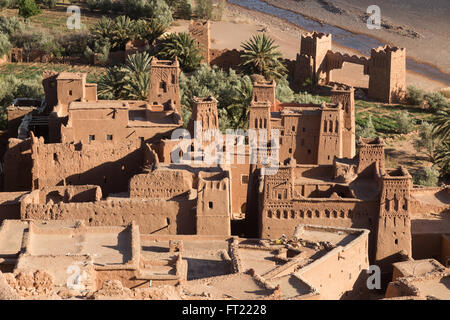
424,91,448,112
0,32,12,57
0,0,9,10
293,92,325,104
18,0,41,19
86,0,100,11
124,0,173,23
413,167,439,186
0,75,43,129
0,16,27,43
40,0,56,8
157,32,202,72
414,122,440,161
99,0,112,13
406,85,425,106
275,76,294,103
393,111,414,134
357,115,377,138
194,0,213,19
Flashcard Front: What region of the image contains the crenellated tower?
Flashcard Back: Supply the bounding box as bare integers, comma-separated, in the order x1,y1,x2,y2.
148,58,181,113
368,46,406,103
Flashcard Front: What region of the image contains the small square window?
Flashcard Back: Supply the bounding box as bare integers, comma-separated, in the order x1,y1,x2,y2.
302,127,306,132
292,126,295,131
241,174,249,184
69,90,73,96
106,134,113,141
289,148,292,153
89,135,95,141
208,201,213,209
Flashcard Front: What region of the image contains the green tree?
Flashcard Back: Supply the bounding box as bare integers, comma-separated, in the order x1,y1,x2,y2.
393,111,414,134
413,167,440,187
357,115,376,138
0,32,12,57
194,0,213,19
240,33,287,81
18,0,41,20
435,141,450,180
97,66,127,99
134,18,169,45
122,52,153,100
111,15,135,50
424,91,448,112
414,122,440,162
432,104,450,140
157,32,202,72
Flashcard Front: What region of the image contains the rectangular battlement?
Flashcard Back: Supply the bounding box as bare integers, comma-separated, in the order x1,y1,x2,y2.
301,31,331,41
151,58,180,67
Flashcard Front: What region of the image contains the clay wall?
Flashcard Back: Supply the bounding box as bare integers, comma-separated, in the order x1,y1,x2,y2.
196,173,231,236
296,228,369,299
20,197,196,235
31,136,144,196
4,138,33,191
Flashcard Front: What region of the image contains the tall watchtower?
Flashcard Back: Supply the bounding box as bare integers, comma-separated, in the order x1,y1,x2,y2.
188,96,219,137
189,20,210,64
148,58,181,113
331,85,355,158
294,32,332,88
368,46,406,103
252,78,277,112
375,167,412,272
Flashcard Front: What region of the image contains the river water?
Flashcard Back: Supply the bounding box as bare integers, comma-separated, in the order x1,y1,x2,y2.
229,0,450,85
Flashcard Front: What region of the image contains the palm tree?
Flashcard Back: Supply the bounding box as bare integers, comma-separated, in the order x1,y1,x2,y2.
226,76,253,129
134,19,169,46
122,52,153,100
435,141,450,180
91,16,114,42
432,104,450,140
111,16,135,51
157,32,203,72
97,66,127,99
240,33,287,81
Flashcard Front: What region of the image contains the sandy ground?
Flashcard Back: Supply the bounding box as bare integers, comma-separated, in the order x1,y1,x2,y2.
170,3,447,91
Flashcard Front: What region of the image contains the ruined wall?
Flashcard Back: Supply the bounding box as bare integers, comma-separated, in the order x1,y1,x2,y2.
0,192,28,223
209,49,242,70
31,136,144,196
296,229,369,300
129,169,193,199
21,197,196,235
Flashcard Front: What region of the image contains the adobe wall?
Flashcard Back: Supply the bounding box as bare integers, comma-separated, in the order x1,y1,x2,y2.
4,138,33,191
20,197,196,235
31,135,145,196
0,192,28,223
296,229,370,300
196,173,231,236
129,170,193,199
209,49,242,70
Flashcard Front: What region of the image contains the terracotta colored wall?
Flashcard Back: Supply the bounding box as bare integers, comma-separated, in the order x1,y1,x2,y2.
31,137,144,196
297,231,369,299
4,138,33,191
21,197,196,234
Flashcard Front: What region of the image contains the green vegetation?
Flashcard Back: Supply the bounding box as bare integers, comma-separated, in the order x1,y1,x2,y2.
393,111,414,134
240,33,287,81
157,32,203,72
18,0,41,20
413,167,440,187
97,52,152,100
